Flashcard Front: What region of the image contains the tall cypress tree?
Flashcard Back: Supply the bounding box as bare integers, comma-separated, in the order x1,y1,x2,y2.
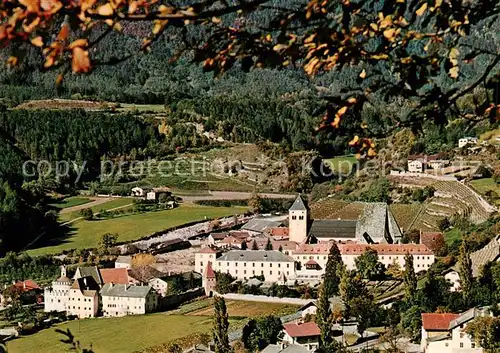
265,239,273,251
252,240,259,250
403,253,417,304
459,239,473,306
324,243,342,297
315,283,332,348
213,296,230,353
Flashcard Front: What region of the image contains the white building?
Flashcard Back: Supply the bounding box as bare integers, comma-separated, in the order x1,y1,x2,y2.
459,137,478,148
421,308,490,353
66,276,100,319
408,159,424,173
214,250,296,282
100,283,158,317
293,243,435,282
195,247,219,275
131,187,150,197
115,256,132,270
281,321,320,352
289,196,308,243
44,266,71,313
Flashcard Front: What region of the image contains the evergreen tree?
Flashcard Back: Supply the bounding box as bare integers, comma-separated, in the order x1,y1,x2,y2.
212,296,230,353
252,240,259,250
241,241,248,250
403,253,417,304
278,245,283,252
459,239,474,306
265,239,273,251
324,243,342,297
315,283,332,348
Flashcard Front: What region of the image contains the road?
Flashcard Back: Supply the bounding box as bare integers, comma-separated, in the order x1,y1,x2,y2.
180,191,296,202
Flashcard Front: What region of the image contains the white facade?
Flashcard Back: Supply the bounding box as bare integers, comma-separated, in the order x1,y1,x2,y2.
195,248,218,274
101,284,158,317
149,278,169,296
289,196,308,243
408,160,424,173
281,323,320,352
115,256,132,269
131,187,146,197
44,266,71,313
66,288,98,319
458,137,478,148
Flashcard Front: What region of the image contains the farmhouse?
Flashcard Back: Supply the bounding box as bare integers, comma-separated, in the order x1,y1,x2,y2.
458,137,478,148
67,276,100,319
115,255,132,269
407,154,449,172
281,321,321,352
421,308,489,353
214,250,296,282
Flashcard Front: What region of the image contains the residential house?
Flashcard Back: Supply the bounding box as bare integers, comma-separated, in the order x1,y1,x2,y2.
100,268,136,285
148,272,200,296
421,308,490,352
281,321,320,352
266,227,290,240
115,255,132,269
195,247,219,274
408,158,424,173
100,283,158,317
220,236,246,249
74,266,103,286
420,232,444,253
146,187,171,202
131,186,151,197
208,232,228,245
214,250,296,282
44,266,72,312
458,137,478,148
67,276,100,318
3,280,42,305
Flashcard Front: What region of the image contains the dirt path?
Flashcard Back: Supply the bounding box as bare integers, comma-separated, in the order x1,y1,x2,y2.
59,197,112,214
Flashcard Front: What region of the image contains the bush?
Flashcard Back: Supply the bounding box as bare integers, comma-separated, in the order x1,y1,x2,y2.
79,208,93,220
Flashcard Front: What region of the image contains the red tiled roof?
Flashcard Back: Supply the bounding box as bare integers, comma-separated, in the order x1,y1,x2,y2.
229,231,250,240
267,227,289,237
221,236,244,245
420,232,444,249
422,313,460,331
13,280,40,291
204,262,216,278
198,247,218,254
283,322,321,337
246,239,297,251
305,259,319,266
294,243,332,255
99,268,130,285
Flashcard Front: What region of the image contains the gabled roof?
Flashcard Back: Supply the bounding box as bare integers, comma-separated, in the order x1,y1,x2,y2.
13,280,40,291
283,322,320,337
242,219,283,233
420,232,444,250
209,232,228,240
421,313,459,331
100,283,153,298
289,195,308,211
99,268,130,285
449,307,490,330
355,203,402,244
75,266,103,285
115,256,132,265
267,227,289,237
71,276,100,296
305,259,319,266
197,246,218,254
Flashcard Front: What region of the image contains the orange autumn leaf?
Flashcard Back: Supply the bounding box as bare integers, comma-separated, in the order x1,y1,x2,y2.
68,38,88,49
349,135,359,146
72,47,91,73
31,36,43,47
97,3,114,16
57,24,69,41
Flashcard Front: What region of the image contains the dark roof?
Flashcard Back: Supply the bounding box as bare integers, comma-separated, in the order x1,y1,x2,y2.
71,276,100,293
308,220,357,239
76,266,103,285
289,195,308,211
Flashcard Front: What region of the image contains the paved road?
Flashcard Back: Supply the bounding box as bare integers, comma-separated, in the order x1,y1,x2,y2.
181,191,296,202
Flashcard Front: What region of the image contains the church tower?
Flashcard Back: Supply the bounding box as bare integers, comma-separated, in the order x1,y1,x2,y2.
289,195,308,243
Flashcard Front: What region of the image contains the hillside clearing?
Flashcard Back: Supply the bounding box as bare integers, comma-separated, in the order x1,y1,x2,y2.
29,205,246,256
49,197,91,209
59,198,134,222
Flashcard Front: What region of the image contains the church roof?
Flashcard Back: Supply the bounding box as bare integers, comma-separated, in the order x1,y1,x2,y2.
289,195,308,211
308,220,357,239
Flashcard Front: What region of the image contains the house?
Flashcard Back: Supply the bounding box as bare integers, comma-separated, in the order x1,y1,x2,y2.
115,255,132,269
298,302,318,318
281,321,320,351
100,283,158,317
67,276,100,319
459,137,478,148
44,266,72,312
131,186,151,197
146,187,171,202
420,232,444,253
242,218,284,234
148,272,200,296
266,227,290,240
220,236,247,249
213,250,296,282
195,247,219,274
421,308,490,352
208,232,228,245
74,266,103,286
408,158,424,173
3,279,42,305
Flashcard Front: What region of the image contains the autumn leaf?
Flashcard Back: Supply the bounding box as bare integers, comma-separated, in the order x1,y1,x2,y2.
68,39,88,49
359,69,366,78
72,47,91,73
367,148,377,157
97,3,114,16
31,36,43,47
19,0,40,13
416,3,428,16
349,135,360,146
383,28,396,41
449,66,459,78
55,73,64,85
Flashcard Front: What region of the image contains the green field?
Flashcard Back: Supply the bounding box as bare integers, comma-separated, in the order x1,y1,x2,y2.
7,299,298,353
29,205,246,255
59,198,135,222
445,227,461,246
470,178,500,204
50,197,92,209
322,155,357,175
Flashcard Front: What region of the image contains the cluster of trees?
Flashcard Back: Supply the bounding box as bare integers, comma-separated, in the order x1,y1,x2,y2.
0,253,62,286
